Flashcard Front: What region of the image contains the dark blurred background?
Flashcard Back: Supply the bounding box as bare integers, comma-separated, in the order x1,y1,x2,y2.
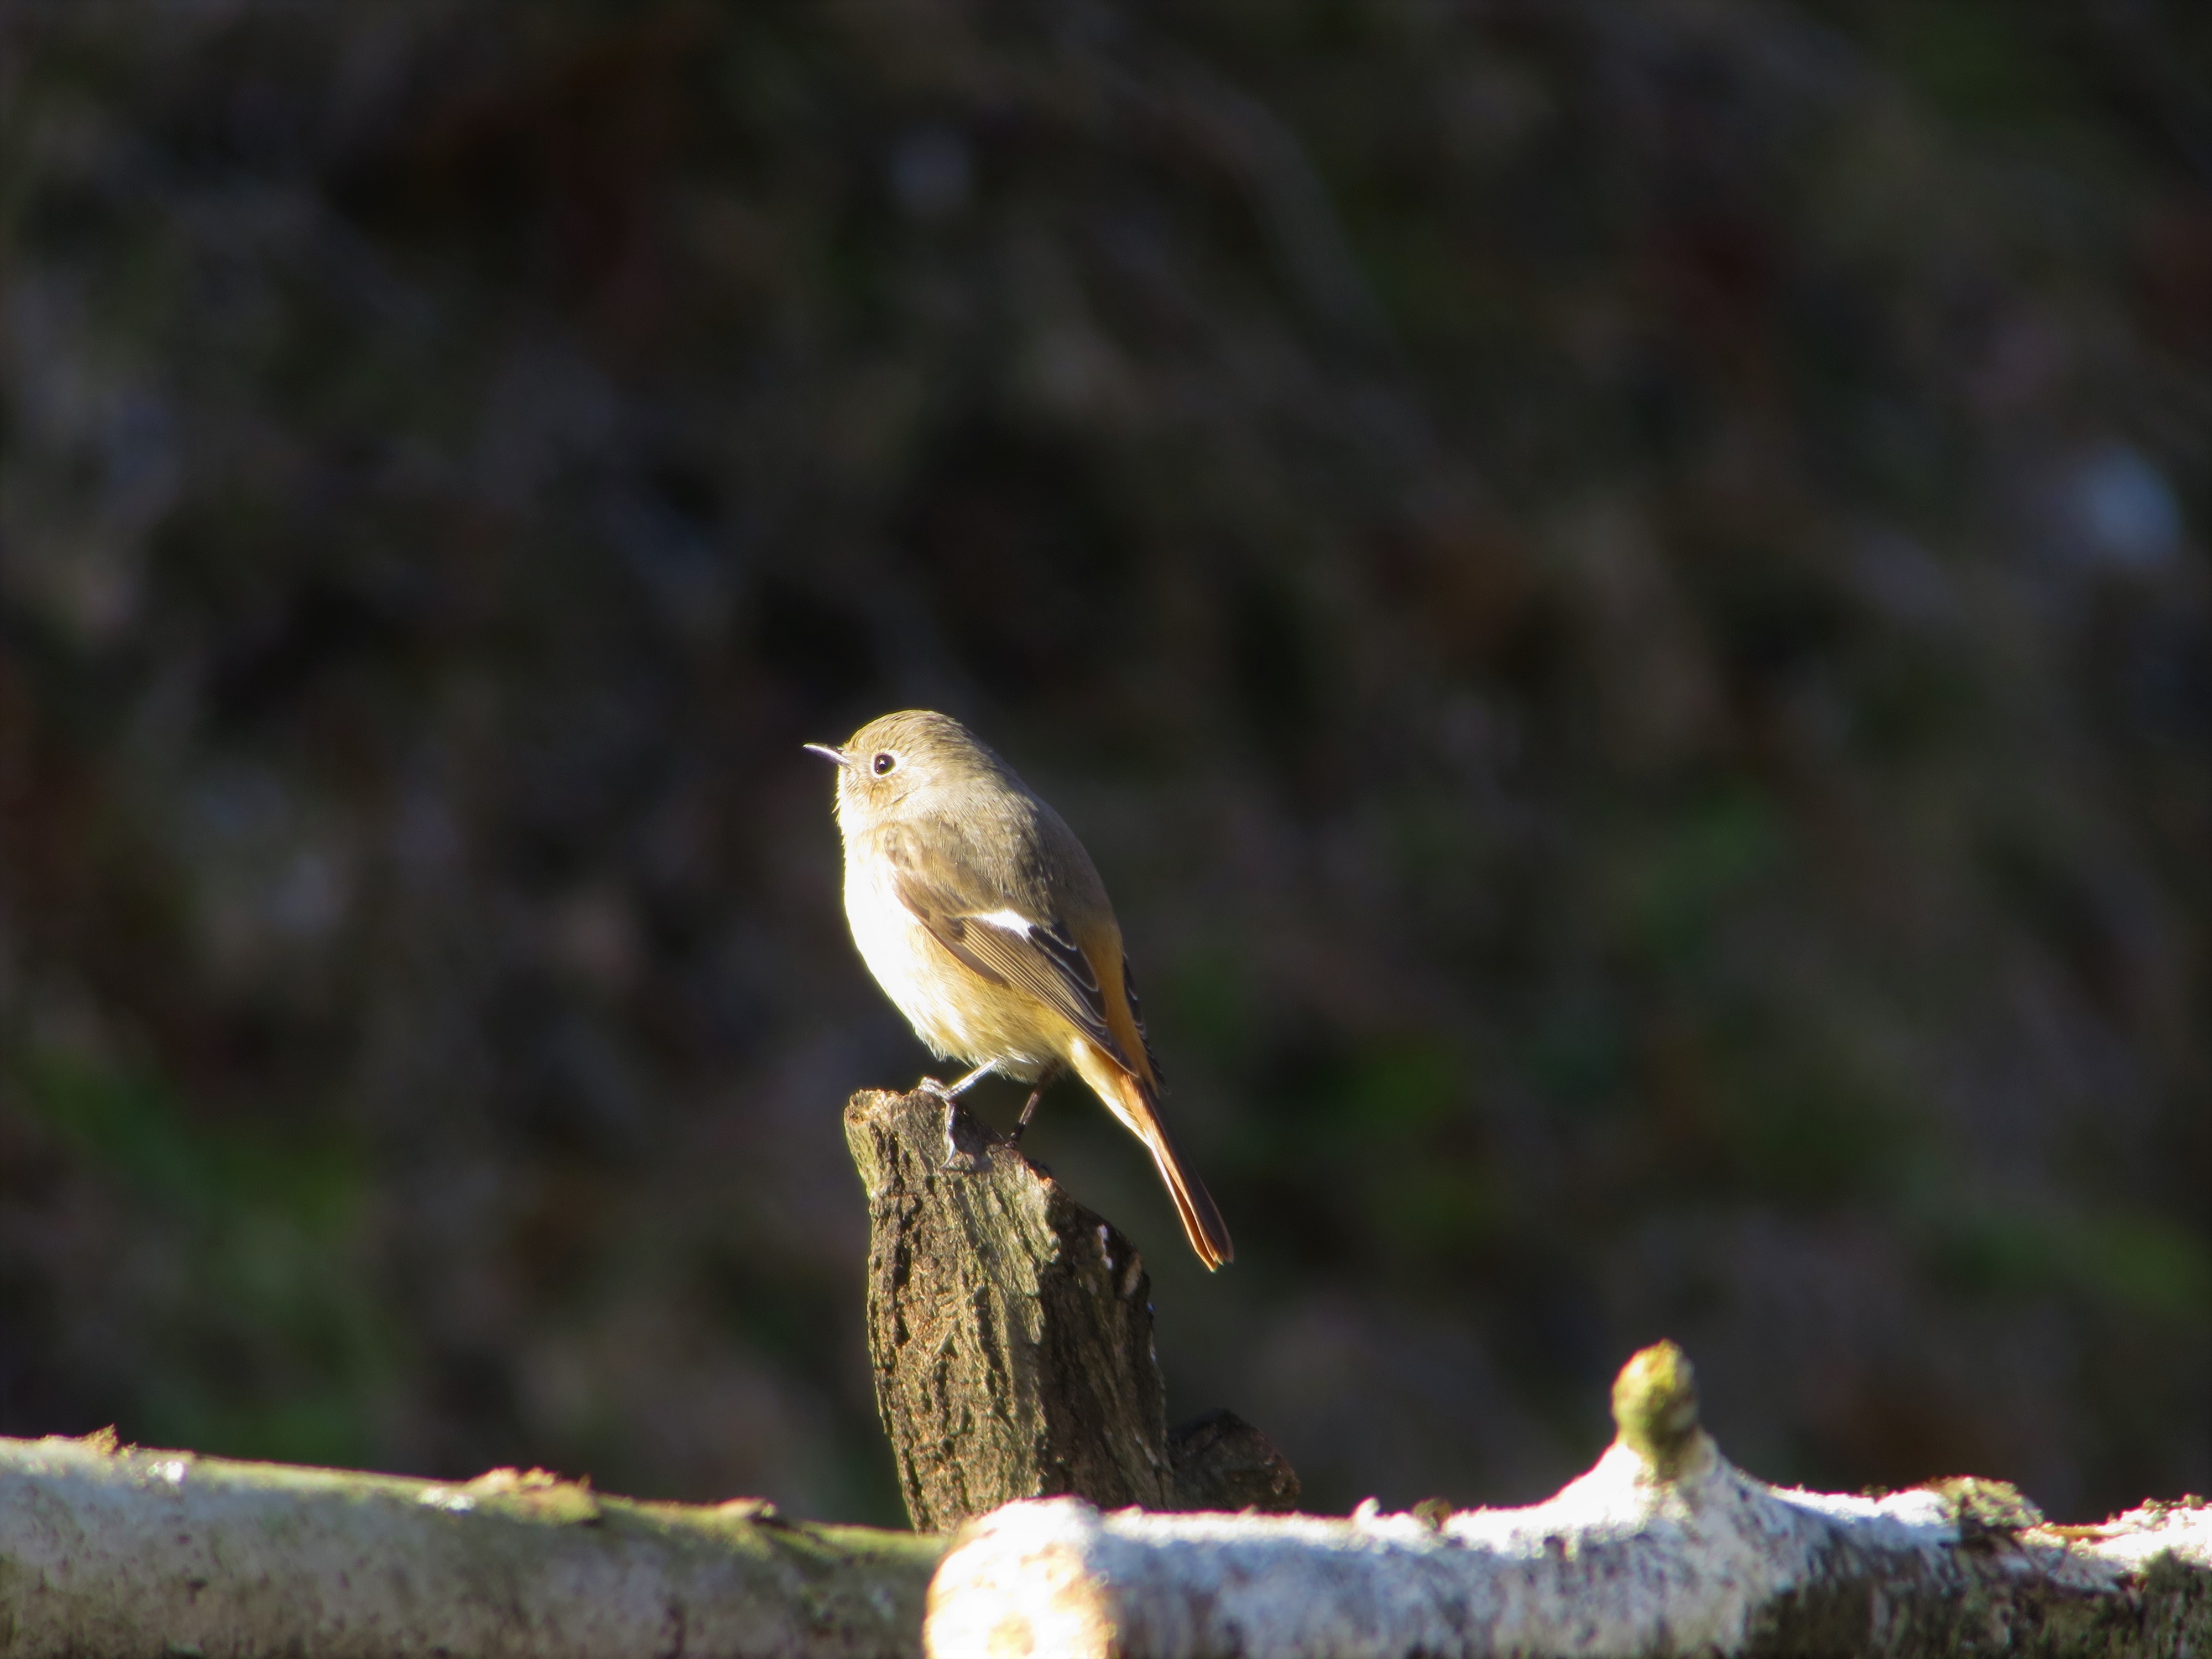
2,0,2205,1527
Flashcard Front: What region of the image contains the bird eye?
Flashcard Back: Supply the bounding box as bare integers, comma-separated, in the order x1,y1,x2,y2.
872,752,897,775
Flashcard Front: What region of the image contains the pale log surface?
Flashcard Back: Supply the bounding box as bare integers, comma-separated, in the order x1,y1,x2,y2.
926,1343,2212,1658
1,1346,2204,1659
0,1432,942,1659
844,1087,1295,1531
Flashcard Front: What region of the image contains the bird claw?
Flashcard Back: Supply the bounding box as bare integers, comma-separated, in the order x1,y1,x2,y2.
929,1086,988,1172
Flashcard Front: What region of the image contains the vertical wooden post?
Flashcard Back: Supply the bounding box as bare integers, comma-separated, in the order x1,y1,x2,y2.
842,1088,1296,1532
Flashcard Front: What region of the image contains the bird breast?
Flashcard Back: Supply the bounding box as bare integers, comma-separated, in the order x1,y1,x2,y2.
842,854,1060,1080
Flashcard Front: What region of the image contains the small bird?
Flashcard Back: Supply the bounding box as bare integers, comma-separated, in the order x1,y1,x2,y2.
807,710,1233,1270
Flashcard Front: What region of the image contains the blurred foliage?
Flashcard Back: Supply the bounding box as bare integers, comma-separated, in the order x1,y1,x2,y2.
1,0,2206,1525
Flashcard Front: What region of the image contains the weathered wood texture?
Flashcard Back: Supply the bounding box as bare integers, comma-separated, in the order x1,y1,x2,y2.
0,1434,942,1659
926,1343,2212,1659
842,1087,1297,1532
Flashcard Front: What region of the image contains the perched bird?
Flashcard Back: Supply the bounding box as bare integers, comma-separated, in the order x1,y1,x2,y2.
807,710,1234,1270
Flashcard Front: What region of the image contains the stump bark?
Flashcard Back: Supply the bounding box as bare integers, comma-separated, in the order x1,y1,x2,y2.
842,1087,1296,1532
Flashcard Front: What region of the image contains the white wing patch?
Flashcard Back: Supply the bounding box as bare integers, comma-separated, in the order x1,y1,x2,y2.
969,908,1039,936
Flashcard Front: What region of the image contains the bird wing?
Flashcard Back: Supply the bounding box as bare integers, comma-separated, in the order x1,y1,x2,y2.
878,823,1135,1074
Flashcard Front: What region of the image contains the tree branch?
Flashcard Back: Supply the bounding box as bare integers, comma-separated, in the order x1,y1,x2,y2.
925,1342,2212,1658
0,1433,941,1658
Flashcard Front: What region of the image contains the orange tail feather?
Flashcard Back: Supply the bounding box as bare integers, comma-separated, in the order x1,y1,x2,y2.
1071,1041,1234,1270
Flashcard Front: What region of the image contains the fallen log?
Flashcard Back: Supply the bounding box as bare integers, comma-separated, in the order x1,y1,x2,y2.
925,1341,2212,1658
1,1088,2203,1658
3,1352,2203,1659
0,1434,942,1658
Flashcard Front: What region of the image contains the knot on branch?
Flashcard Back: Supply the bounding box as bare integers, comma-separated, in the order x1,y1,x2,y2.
1610,1338,1712,1484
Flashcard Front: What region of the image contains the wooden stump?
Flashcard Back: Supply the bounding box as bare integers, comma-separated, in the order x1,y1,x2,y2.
842,1087,1297,1532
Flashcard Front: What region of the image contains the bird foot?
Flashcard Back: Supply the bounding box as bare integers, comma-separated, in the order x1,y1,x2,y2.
921,1081,988,1172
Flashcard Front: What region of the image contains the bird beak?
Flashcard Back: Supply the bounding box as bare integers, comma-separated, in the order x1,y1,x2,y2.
803,743,851,768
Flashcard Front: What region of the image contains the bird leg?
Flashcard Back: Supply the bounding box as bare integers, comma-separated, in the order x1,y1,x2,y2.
940,1063,996,1098
1007,1088,1044,1147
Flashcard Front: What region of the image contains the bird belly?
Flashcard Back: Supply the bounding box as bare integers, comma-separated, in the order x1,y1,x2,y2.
843,861,1059,1080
